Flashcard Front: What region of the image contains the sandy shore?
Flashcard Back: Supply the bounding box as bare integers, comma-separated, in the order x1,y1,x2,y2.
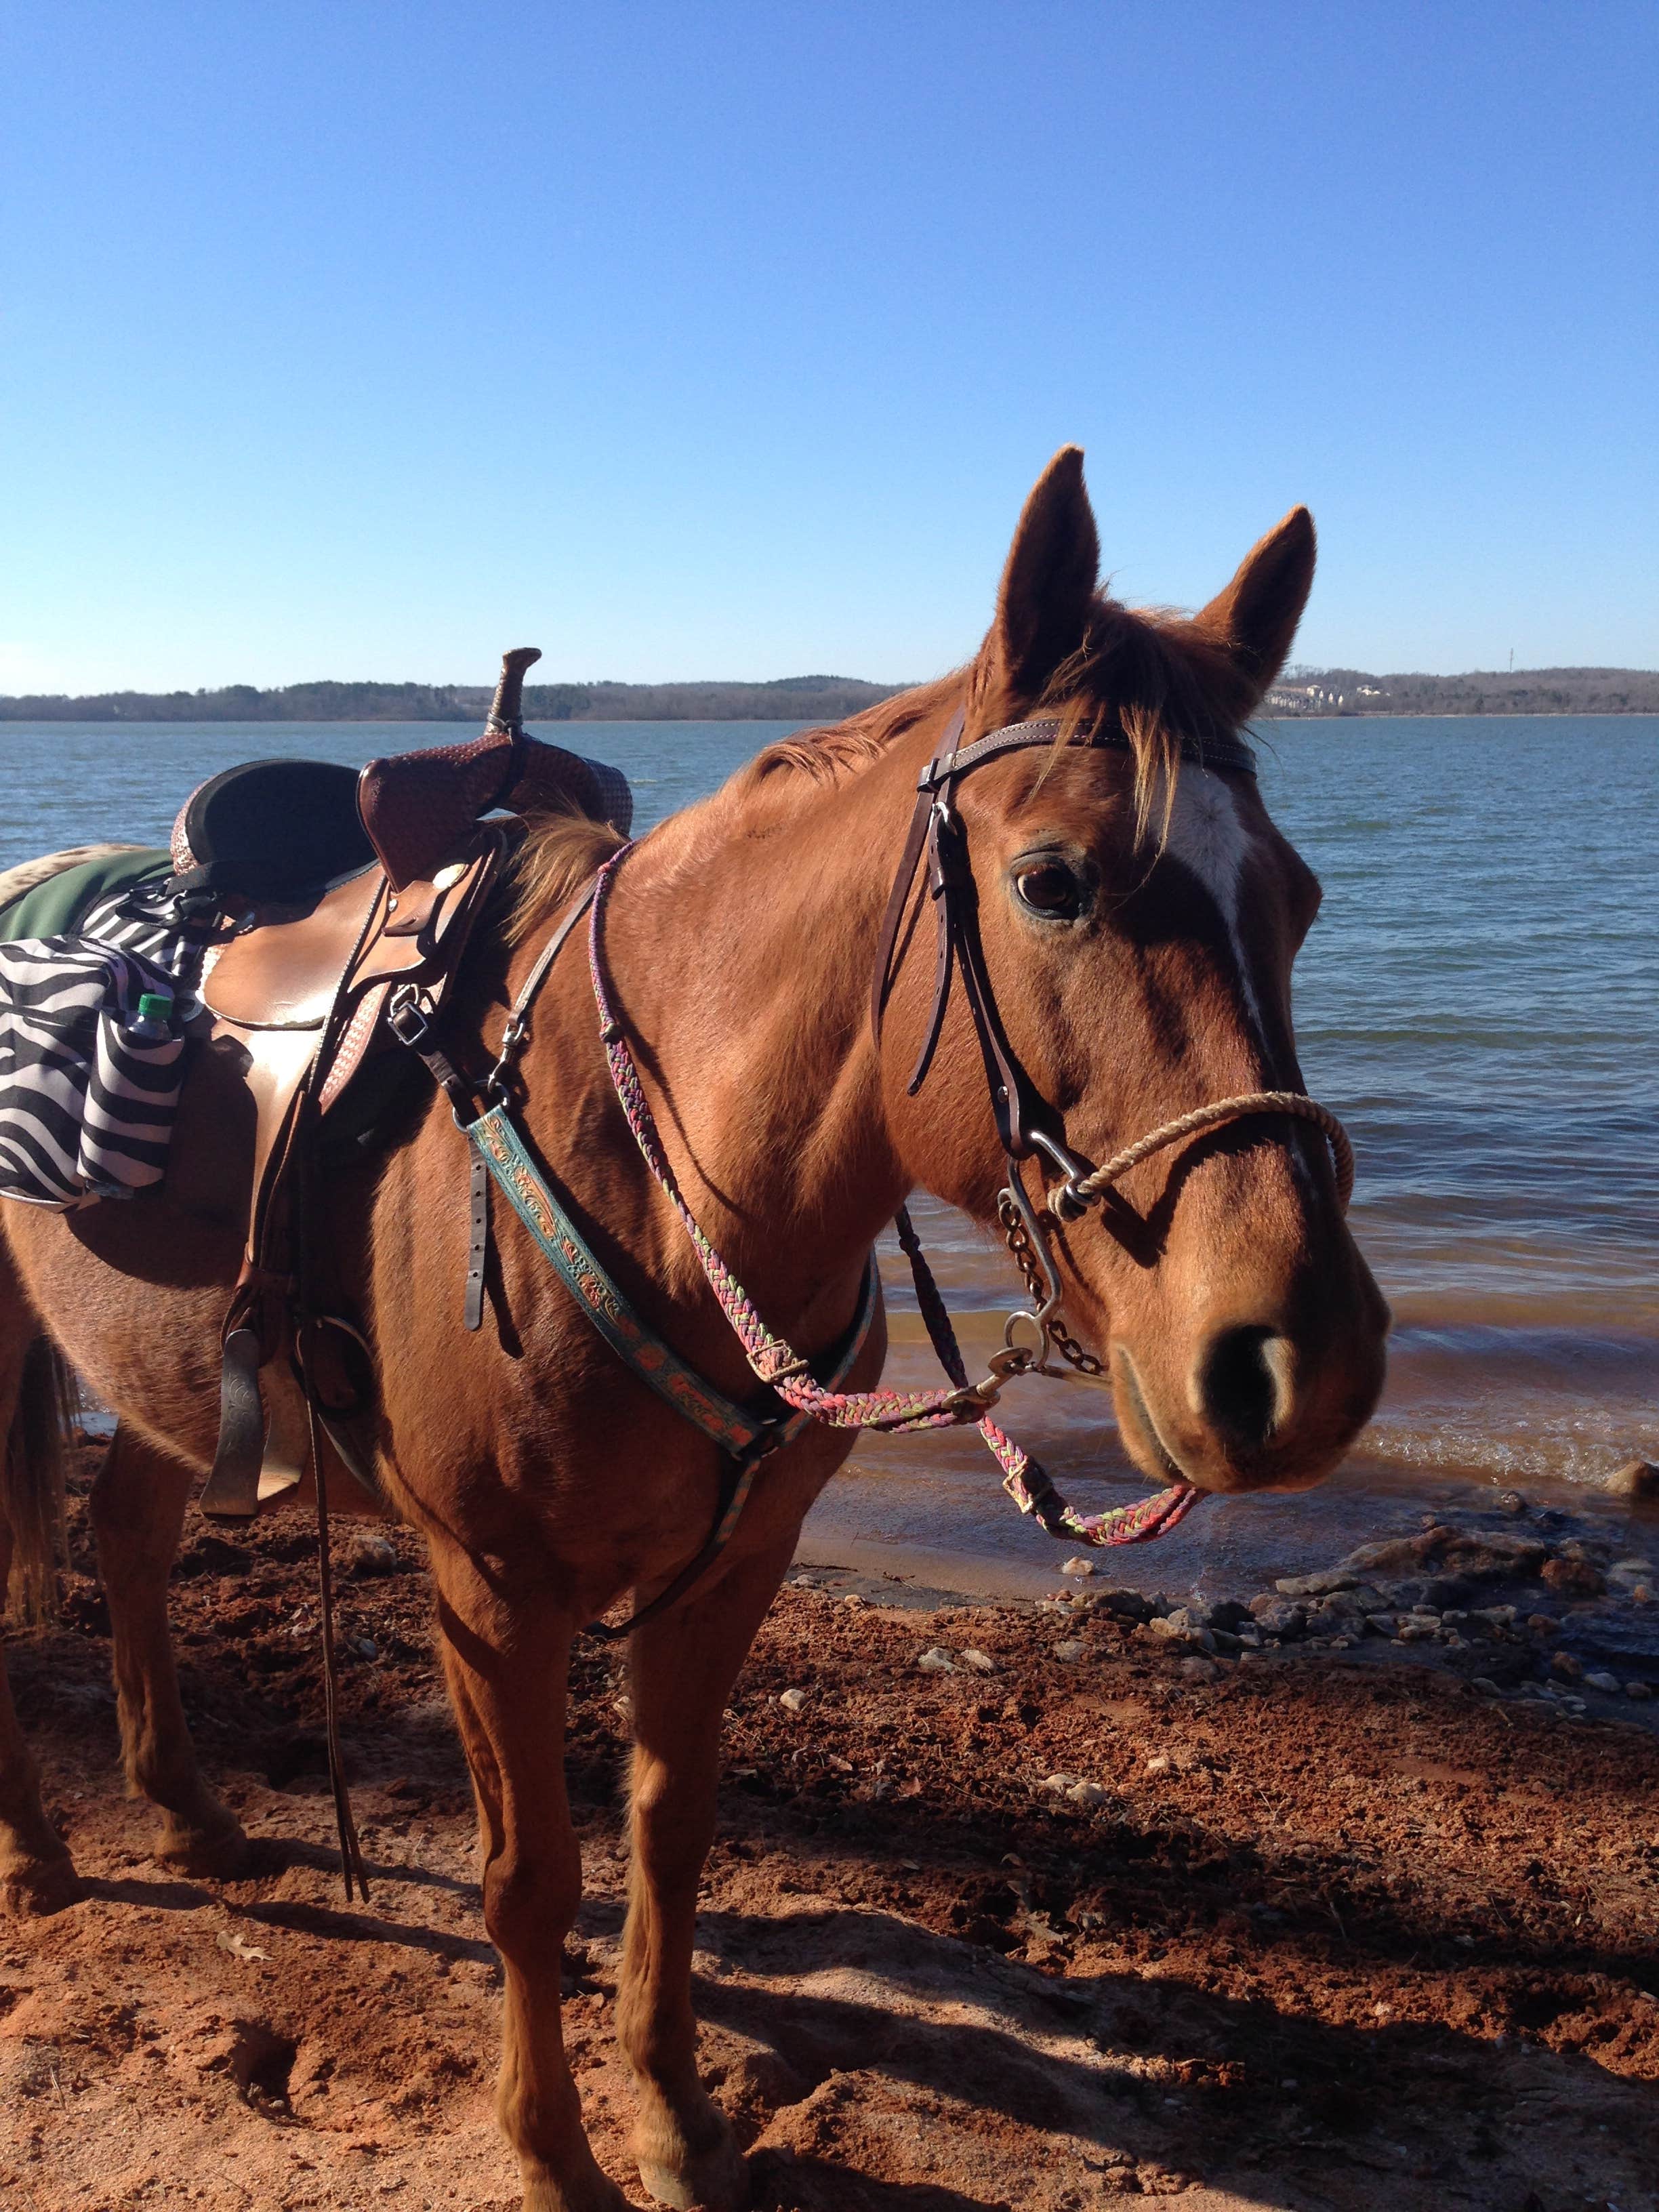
1,1456,1656,2211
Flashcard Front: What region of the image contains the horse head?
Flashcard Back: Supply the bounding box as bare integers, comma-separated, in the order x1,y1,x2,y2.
880,448,1389,1496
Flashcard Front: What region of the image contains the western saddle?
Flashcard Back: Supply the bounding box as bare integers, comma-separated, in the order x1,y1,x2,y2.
187,649,630,1525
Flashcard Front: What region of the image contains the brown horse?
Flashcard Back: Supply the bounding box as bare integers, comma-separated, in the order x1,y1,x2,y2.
0,448,1387,2211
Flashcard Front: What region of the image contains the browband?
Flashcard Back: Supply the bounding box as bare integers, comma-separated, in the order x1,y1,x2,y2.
916,714,1256,792
872,708,1258,1075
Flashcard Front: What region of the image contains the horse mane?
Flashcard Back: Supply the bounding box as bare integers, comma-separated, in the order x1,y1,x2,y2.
507,808,628,945
744,595,1255,846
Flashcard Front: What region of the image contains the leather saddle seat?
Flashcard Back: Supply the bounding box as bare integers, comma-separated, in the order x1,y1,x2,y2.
171,759,376,905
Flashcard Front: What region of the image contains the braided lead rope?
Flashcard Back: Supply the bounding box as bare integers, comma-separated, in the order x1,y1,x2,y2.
893,1210,1198,1548
587,850,1197,1547
1055,1092,1354,1218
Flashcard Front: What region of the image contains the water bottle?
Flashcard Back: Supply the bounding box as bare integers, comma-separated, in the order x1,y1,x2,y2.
124,991,174,1046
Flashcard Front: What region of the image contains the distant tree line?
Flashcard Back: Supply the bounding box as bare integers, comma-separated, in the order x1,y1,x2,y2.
1,666,1652,724
1264,666,1659,716
0,675,906,723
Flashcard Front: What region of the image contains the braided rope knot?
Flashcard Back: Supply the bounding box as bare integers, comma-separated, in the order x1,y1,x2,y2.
1053,1091,1354,1218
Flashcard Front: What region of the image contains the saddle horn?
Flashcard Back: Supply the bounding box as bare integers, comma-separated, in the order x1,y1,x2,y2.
486,647,542,737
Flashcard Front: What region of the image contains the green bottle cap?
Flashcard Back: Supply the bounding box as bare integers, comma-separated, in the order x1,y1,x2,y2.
136,994,173,1023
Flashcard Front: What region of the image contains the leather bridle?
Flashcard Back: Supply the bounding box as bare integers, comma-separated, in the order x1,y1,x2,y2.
870,706,1352,1393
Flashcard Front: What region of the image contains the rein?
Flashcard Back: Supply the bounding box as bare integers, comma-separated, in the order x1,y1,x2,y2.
403,704,1355,1631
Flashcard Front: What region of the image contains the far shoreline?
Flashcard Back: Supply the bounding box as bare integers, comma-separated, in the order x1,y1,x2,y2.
1,706,1656,726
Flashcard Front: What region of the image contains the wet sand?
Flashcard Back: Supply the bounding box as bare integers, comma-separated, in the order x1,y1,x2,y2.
3,1451,1657,2211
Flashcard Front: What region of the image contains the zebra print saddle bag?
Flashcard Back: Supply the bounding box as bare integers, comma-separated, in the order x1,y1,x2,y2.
0,869,205,1210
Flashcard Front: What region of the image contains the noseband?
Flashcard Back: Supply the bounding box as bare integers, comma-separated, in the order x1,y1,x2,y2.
870,708,1353,1390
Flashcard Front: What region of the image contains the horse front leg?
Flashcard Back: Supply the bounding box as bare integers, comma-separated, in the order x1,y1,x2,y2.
90,1421,250,1875
430,1540,630,2212
617,1528,798,2211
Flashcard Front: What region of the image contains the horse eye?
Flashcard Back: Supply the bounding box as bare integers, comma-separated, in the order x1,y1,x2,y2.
1012,859,1086,919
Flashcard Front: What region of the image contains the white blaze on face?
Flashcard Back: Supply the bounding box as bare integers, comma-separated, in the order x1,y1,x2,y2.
1164,770,1265,1040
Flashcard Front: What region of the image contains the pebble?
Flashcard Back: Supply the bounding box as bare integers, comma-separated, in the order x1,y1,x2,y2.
778,1687,811,1715
1603,1458,1659,1499
1549,1650,1584,1683
348,1536,398,1578
1607,1559,1655,1589
1497,1490,1528,1515
1249,1598,1307,1639
1275,1569,1357,1599
1096,1588,1155,1622
1191,1597,1252,1633
1180,1656,1221,1683
1066,1780,1111,1808
842,1593,866,1610
1144,1755,1172,1776
356,1638,377,1660
1052,1639,1088,1662
1627,1681,1653,1701
1147,1611,1217,1652
1059,1556,1095,1578
958,1648,997,1674
1584,1671,1622,1696
1040,1774,1075,1793
1541,1557,1605,1599
916,1648,956,1675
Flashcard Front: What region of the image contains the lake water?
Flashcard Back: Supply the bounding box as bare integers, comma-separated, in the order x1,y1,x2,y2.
5,714,1655,1591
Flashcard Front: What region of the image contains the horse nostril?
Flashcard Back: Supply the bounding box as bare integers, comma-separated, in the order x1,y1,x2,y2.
1193,1326,1292,1451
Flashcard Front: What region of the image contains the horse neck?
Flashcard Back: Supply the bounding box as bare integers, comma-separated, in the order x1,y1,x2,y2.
552,726,941,1317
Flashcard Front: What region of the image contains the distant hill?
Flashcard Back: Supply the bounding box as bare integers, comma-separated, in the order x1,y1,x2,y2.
1,666,1654,724
0,675,906,724
1265,666,1659,716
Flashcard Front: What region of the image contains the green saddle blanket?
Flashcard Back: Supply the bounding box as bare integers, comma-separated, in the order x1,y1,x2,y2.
0,848,173,944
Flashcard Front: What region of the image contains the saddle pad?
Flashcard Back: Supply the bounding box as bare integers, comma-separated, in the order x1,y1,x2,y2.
0,847,173,946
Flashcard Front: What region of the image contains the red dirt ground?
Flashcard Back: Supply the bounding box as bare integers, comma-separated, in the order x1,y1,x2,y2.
2,1456,1656,2211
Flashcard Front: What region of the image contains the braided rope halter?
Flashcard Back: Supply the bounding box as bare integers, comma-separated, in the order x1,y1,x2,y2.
581,704,1354,1552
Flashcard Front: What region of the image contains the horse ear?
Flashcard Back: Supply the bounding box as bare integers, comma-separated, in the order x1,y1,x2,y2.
989,447,1101,697
1193,508,1317,703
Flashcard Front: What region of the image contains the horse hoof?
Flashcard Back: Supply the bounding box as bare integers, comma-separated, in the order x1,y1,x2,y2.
0,1855,85,1917
155,1816,252,1881
520,2173,635,2212
636,2134,748,2212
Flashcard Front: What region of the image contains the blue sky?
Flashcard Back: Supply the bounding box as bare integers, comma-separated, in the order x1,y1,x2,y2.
3,2,1655,691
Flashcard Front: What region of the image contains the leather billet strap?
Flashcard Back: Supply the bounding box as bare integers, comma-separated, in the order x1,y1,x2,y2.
870,708,1256,1168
